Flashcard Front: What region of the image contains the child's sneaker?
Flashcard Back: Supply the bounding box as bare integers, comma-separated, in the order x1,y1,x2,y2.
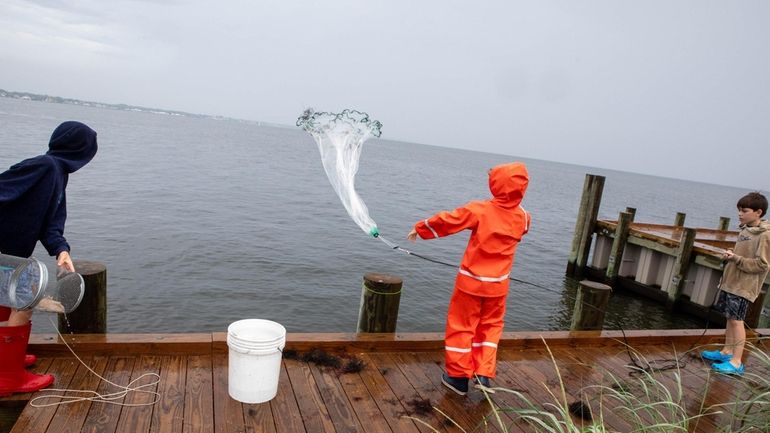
701,350,732,363
711,361,744,376
473,375,495,393
441,373,468,395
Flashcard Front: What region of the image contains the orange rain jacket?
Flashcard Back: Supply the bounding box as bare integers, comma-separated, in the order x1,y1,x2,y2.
414,162,530,297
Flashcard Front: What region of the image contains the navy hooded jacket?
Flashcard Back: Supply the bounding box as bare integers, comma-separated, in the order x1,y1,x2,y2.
0,121,97,258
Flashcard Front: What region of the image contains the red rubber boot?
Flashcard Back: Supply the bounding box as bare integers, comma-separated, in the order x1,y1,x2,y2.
0,307,37,367
0,322,54,396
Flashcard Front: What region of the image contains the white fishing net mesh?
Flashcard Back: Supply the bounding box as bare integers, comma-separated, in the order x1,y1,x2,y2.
297,109,383,237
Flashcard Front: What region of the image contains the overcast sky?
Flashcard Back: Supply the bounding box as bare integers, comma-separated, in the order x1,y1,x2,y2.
1,1,768,190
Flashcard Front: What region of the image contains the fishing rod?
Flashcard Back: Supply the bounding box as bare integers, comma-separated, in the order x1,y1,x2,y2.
377,234,549,290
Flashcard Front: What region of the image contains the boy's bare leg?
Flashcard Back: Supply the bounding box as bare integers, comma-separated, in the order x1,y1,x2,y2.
727,319,745,366
6,310,32,327
723,324,735,356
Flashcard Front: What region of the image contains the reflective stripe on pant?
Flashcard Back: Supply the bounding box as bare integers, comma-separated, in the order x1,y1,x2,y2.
444,288,506,378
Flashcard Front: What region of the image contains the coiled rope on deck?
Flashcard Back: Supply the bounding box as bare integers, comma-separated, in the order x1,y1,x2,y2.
29,318,161,408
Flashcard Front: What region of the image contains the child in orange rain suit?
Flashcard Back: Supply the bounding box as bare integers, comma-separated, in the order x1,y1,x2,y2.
407,162,530,395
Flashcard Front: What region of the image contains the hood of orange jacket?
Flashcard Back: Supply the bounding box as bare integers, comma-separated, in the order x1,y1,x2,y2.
489,162,528,209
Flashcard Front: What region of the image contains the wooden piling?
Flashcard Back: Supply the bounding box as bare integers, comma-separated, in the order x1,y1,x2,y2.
718,217,731,231
567,174,605,277
674,212,686,227
357,273,402,333
59,260,107,333
624,207,637,221
665,228,696,310
570,280,612,331
605,211,633,283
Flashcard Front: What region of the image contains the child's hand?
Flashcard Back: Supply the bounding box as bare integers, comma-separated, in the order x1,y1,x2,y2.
722,249,735,262
407,228,418,242
57,251,75,273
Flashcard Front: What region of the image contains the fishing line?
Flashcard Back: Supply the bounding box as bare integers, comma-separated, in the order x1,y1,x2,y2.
29,317,161,408
377,233,718,376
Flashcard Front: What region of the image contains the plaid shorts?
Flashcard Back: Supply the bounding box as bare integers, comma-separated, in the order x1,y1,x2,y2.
713,290,751,321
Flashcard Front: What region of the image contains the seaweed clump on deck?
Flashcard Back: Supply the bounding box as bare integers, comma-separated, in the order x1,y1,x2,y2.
568,400,593,421
282,347,366,374
399,397,433,417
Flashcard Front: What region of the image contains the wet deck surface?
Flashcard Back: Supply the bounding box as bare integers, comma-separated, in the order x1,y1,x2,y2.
1,330,768,433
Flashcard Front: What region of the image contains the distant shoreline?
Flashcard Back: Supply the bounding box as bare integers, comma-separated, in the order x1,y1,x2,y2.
0,88,292,129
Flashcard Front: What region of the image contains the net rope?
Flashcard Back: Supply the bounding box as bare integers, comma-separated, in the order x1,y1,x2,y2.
28,318,161,408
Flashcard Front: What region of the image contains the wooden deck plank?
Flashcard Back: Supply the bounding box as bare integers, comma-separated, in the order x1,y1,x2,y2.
677,363,750,431
390,351,481,433
394,352,500,432
242,402,276,433
546,347,639,432
212,353,245,433
80,356,136,433
562,346,688,429
271,362,307,433
363,353,451,433
283,358,336,433
183,355,214,433
309,361,366,433
149,356,186,433
417,350,523,433
9,357,80,433
114,355,162,433
337,364,395,433
495,348,609,431
385,352,461,433
30,334,213,356
355,353,423,433
568,345,725,432
32,329,729,355
42,356,108,433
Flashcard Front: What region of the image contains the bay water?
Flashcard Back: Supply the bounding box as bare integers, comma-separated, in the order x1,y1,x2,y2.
0,98,747,334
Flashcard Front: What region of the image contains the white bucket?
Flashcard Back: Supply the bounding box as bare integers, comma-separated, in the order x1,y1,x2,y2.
227,319,286,404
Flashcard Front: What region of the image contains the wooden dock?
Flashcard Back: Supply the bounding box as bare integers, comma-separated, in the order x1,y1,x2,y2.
2,330,769,433
566,173,770,328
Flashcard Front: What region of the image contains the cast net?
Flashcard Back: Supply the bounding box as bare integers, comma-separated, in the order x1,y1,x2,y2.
297,109,383,237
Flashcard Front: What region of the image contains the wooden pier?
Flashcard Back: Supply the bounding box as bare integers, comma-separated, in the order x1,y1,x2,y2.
567,174,770,328
2,330,769,433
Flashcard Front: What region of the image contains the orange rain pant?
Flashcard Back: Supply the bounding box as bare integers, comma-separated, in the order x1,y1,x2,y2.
444,288,506,378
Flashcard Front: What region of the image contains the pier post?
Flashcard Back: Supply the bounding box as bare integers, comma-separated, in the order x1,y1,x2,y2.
357,273,402,333
567,174,605,277
665,228,696,310
718,217,731,231
674,212,686,227
605,211,633,283
570,280,612,331
624,207,637,221
59,260,107,334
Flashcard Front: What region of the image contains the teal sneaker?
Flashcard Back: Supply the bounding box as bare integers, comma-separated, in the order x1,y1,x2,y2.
701,350,732,363
441,373,468,396
711,361,744,376
473,375,495,393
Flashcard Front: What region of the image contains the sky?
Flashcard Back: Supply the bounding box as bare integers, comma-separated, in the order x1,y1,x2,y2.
1,0,768,190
